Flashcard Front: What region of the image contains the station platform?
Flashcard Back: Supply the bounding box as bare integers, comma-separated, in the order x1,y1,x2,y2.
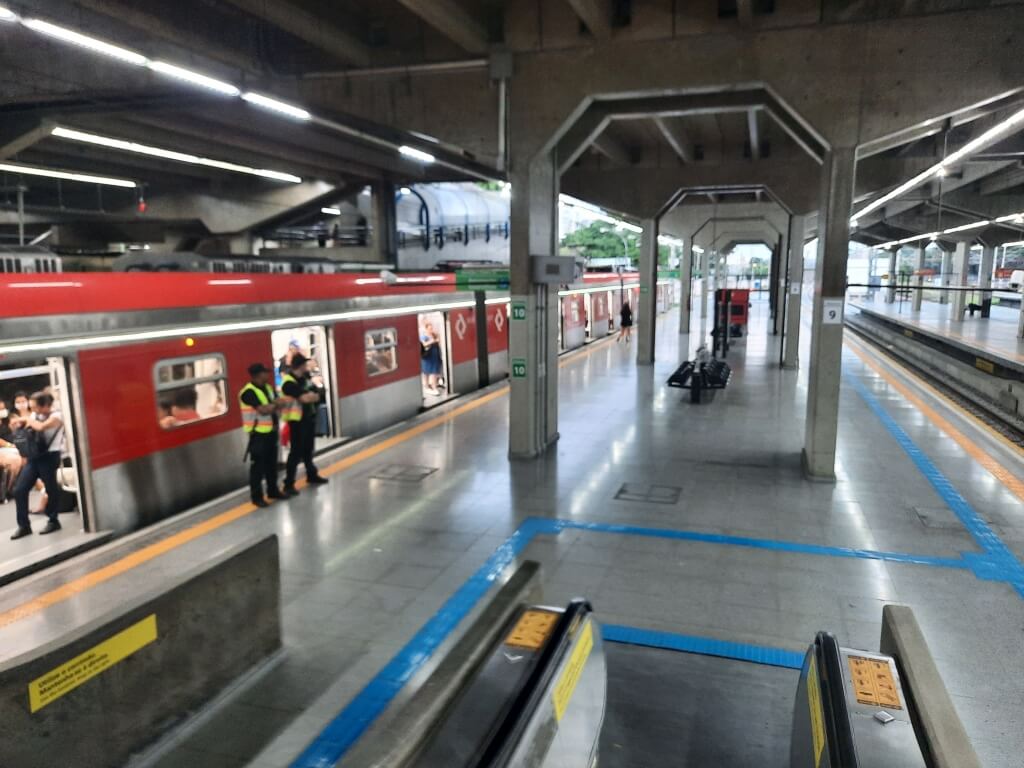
849,294,1024,373
2,295,1023,767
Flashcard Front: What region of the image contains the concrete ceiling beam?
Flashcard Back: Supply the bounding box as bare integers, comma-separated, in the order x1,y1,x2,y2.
592,132,633,165
70,0,264,75
564,0,613,39
653,117,693,163
395,0,490,54
0,119,55,161
220,0,372,67
747,108,760,160
980,165,1024,196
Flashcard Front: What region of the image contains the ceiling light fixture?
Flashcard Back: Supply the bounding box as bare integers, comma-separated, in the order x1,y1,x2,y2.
51,126,302,183
321,207,341,215
943,220,990,234
897,233,938,245
398,145,436,164
148,61,239,96
0,161,137,188
0,5,18,21
242,92,311,120
399,187,412,195
23,18,147,65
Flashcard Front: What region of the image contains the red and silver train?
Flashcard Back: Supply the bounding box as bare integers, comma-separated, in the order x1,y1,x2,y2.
0,270,671,539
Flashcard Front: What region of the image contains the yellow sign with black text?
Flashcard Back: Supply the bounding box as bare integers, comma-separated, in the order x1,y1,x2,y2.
28,614,158,713
807,656,825,767
551,621,593,722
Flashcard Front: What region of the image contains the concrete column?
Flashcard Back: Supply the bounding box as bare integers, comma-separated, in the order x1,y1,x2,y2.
886,248,898,303
804,147,856,480
700,248,710,319
508,154,559,459
951,241,969,321
637,218,658,365
979,244,995,318
867,248,876,299
783,215,806,369
912,244,926,312
371,181,397,264
939,249,952,304
679,237,693,335
769,240,780,321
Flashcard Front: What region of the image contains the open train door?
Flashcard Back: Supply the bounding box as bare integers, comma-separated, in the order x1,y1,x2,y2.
46,357,90,528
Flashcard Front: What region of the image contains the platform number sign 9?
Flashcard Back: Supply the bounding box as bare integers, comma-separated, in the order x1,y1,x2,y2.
512,358,527,378
823,299,844,325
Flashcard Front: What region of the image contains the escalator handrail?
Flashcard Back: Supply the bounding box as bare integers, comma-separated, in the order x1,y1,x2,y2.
469,599,593,768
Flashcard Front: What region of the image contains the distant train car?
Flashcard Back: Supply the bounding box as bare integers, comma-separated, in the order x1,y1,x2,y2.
0,245,62,274
0,269,654,550
111,250,393,274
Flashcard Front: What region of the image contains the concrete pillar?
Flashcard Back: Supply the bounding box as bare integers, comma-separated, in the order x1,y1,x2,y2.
951,241,969,321
508,154,559,459
939,249,952,304
912,244,926,312
679,238,693,335
804,147,856,480
783,215,806,369
637,218,658,365
769,240,780,320
371,181,397,264
700,248,710,319
886,248,898,303
867,248,876,299
979,244,995,318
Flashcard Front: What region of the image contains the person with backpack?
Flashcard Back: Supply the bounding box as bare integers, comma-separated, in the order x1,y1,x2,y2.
9,391,64,539
617,300,633,343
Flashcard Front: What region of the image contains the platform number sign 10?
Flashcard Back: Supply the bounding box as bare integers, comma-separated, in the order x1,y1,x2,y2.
511,302,527,321
512,358,527,378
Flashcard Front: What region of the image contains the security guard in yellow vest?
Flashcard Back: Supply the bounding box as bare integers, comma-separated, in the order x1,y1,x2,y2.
239,362,284,507
281,353,327,494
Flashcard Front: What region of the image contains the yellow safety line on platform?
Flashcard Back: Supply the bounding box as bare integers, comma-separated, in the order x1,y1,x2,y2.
846,335,1024,503
0,338,619,630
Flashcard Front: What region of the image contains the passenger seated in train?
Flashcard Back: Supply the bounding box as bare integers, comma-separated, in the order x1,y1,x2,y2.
169,387,201,424
0,402,24,502
157,398,176,430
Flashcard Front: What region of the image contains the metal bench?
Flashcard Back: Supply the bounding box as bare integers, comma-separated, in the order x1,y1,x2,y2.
667,358,731,403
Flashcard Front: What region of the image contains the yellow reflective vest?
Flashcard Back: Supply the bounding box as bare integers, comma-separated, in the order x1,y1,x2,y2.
238,382,276,434
278,373,303,423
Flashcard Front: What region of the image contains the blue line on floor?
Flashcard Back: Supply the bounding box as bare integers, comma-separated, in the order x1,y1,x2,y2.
539,518,968,570
602,624,805,670
289,518,548,768
847,373,1024,600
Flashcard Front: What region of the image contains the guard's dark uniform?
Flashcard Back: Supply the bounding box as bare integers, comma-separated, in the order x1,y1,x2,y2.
281,369,326,490
239,377,281,504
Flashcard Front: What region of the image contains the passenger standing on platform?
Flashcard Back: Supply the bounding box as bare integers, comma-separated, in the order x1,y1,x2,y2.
239,363,284,508
280,354,327,494
618,301,633,343
10,392,64,539
420,322,443,395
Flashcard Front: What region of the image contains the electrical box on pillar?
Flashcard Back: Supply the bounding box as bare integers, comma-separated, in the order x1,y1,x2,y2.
531,255,576,284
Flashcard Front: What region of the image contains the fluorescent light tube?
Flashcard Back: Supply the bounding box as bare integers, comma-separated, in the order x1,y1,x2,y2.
242,92,311,120
148,61,239,95
0,5,17,21
399,145,436,163
23,18,147,65
52,126,301,183
942,220,989,234
321,207,341,215
0,161,136,188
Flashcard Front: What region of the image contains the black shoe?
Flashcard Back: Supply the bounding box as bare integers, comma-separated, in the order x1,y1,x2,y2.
267,490,286,500
10,526,32,540
307,475,328,485
252,498,270,508
282,485,299,497
39,521,61,535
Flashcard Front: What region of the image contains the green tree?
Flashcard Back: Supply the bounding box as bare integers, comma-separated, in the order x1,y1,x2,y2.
561,222,638,262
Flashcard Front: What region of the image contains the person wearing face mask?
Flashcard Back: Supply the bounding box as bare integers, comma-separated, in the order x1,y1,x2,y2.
10,392,65,539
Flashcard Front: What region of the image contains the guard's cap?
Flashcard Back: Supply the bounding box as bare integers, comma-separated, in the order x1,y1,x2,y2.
248,362,271,376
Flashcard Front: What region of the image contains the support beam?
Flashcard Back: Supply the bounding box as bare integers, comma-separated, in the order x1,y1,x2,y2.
737,0,754,25
979,165,1024,196
654,117,693,164
804,147,856,480
979,244,995,318
371,181,397,264
939,249,952,304
747,109,761,160
564,0,613,39
912,244,926,312
592,133,632,166
679,236,693,335
886,248,898,304
396,0,490,54
220,0,371,67
951,242,970,321
637,218,658,365
700,248,710,319
0,120,53,161
783,216,805,369
508,154,559,459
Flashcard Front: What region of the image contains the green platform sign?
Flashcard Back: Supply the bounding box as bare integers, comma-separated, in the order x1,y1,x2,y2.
511,358,527,378
511,302,527,321
455,269,510,290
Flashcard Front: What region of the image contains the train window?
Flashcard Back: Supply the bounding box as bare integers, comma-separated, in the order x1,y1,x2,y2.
365,328,398,377
154,354,228,429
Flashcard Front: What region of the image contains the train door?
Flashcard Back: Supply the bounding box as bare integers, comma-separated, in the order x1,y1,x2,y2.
0,358,89,565
272,326,338,452
417,310,453,405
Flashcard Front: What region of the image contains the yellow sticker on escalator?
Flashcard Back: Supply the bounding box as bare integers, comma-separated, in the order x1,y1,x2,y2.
807,656,825,767
551,621,593,722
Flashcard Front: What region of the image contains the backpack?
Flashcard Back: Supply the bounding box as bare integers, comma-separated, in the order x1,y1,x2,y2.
420,341,429,359
17,423,60,460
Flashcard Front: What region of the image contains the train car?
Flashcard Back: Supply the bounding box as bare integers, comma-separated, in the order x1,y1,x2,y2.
0,269,649,562
0,245,63,274
111,250,390,274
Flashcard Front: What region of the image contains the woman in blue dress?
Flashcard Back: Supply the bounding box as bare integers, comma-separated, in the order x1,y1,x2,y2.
420,322,443,395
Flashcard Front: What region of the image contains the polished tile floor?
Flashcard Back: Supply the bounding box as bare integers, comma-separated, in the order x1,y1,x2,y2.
2,294,1023,767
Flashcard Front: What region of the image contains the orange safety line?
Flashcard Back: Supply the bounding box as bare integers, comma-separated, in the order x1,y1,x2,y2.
0,339,615,630
845,335,1024,503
